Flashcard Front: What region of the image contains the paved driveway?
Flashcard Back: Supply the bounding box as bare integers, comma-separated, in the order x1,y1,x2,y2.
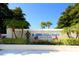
0,45,79,59
0,50,79,59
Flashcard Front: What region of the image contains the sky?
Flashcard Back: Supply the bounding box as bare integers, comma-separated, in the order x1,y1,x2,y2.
8,3,70,29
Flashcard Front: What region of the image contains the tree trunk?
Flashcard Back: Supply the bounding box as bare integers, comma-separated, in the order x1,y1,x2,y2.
78,33,79,39
21,28,23,38
67,32,71,38
48,26,50,29
12,31,13,38
12,28,17,39
76,32,78,39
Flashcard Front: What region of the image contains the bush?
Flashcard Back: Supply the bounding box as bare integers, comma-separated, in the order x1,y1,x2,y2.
0,39,3,44
60,38,79,45
31,39,62,45
0,38,28,44
1,38,79,45
31,40,51,45
51,39,62,45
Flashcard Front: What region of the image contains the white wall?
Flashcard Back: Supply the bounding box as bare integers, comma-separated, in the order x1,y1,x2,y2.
6,28,63,40
7,28,13,38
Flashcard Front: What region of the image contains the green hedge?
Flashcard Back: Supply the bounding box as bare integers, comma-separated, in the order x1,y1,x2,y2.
60,38,79,45
31,40,51,45
51,39,62,45
0,38,79,45
0,38,28,44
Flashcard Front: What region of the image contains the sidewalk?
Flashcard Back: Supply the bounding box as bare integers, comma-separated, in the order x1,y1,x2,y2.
0,45,79,51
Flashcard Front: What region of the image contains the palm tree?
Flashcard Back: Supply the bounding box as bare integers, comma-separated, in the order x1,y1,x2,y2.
41,22,47,29
5,19,30,38
17,20,30,38
62,27,71,38
46,21,52,28
4,19,18,38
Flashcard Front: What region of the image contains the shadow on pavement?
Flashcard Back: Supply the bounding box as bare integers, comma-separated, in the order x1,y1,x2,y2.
0,49,58,55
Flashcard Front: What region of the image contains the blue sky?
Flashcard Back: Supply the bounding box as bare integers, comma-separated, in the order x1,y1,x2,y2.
8,3,70,29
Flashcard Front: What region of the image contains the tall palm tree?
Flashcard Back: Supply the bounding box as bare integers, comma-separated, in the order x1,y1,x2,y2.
4,19,18,38
17,20,30,38
41,22,47,29
46,21,52,28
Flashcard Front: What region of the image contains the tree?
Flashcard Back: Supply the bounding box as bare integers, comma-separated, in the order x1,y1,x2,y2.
0,3,13,33
71,24,79,39
62,24,79,39
46,21,52,28
41,21,52,29
4,19,18,38
12,7,25,21
56,3,79,28
0,3,30,34
17,20,30,38
12,7,30,38
41,22,47,29
62,27,71,38
12,7,30,29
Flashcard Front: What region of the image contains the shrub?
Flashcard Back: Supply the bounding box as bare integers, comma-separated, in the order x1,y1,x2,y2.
31,40,51,45
60,38,79,45
51,39,62,45
0,39,3,44
0,38,28,44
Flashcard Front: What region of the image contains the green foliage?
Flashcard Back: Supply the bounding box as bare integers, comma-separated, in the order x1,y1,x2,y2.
72,24,79,32
46,21,52,28
0,3,13,19
71,24,79,39
57,3,79,28
41,21,52,29
12,7,25,21
4,19,18,28
16,20,30,38
41,22,47,29
1,38,79,45
60,38,79,45
61,24,79,39
0,38,28,44
11,7,30,29
62,27,71,38
5,19,30,38
51,39,62,45
31,39,62,45
4,19,18,38
31,40,51,45
16,20,30,29
0,3,30,34
62,27,71,33
0,3,13,33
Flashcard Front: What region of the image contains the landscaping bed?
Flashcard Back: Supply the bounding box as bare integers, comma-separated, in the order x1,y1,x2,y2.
0,38,79,45
0,38,27,44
